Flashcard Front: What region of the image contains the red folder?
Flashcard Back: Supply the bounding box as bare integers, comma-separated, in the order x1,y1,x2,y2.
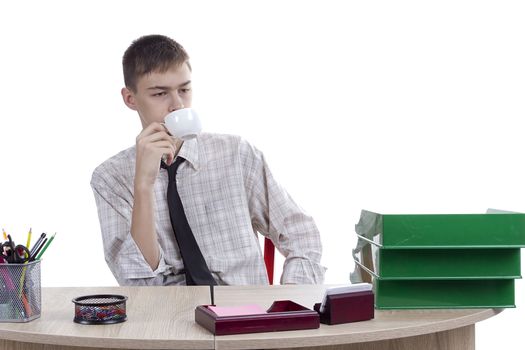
195,300,320,335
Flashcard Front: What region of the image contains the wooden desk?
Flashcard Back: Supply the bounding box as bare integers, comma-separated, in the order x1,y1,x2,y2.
0,285,501,350
0,286,213,350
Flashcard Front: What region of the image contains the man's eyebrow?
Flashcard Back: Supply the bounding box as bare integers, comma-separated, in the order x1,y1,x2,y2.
147,80,192,90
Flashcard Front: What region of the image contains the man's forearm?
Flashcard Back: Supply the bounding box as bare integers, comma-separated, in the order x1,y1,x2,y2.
131,185,160,270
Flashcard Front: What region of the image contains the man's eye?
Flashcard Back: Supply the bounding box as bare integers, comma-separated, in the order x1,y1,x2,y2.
180,88,191,94
152,92,167,97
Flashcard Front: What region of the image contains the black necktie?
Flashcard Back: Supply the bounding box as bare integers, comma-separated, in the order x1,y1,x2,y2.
162,157,216,286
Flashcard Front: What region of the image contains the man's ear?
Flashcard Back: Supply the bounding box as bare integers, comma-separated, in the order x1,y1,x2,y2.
121,87,138,111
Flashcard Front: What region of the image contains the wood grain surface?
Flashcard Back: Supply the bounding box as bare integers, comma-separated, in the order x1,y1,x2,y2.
213,285,497,350
0,285,500,350
0,286,214,349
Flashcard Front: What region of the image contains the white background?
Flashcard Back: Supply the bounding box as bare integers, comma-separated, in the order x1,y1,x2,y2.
0,1,523,348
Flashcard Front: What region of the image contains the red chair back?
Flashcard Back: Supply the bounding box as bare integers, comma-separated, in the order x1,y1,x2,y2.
263,238,275,284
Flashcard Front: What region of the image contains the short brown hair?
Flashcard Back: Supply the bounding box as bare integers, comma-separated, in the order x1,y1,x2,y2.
123,34,191,92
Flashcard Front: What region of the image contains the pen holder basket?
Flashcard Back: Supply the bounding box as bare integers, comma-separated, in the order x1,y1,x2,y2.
72,294,128,325
0,260,41,322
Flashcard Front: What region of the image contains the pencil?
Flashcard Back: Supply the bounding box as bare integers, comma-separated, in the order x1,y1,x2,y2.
35,233,56,260
19,229,35,297
18,267,28,298
26,228,32,250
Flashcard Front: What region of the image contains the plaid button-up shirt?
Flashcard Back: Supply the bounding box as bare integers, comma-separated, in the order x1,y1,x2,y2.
91,133,325,286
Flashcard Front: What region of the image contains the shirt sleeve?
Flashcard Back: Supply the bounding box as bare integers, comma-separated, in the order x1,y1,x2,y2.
239,139,327,284
90,166,173,286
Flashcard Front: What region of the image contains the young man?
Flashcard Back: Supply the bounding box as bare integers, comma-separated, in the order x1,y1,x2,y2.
91,34,325,286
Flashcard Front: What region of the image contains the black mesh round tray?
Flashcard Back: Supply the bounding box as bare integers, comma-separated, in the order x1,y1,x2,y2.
72,294,128,325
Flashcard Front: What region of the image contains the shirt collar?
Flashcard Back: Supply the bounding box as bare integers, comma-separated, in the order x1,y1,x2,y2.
177,136,200,171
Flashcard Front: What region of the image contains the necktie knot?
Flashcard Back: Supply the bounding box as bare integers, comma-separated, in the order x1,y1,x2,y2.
162,157,185,183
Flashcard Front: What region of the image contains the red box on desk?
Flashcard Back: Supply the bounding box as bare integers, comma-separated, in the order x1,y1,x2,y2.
313,290,374,325
195,300,320,335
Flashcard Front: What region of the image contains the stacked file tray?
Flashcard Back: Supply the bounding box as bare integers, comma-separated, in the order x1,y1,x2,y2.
351,209,525,309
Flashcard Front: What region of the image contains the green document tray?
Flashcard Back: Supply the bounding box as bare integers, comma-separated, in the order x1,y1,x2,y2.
373,278,515,309
353,237,522,279
356,209,525,248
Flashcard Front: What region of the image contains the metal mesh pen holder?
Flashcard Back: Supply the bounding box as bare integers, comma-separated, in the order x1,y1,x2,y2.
0,260,41,322
72,295,128,325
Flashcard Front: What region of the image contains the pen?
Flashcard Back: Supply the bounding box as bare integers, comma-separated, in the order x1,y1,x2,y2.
29,238,47,262
30,233,46,256
21,292,32,317
35,233,56,260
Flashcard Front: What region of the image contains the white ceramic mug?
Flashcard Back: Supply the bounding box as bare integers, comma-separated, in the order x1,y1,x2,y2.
163,108,202,140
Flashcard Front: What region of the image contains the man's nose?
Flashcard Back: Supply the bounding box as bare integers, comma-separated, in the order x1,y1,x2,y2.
168,92,185,112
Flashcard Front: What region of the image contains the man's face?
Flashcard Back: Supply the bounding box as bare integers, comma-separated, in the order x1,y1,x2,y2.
122,63,193,128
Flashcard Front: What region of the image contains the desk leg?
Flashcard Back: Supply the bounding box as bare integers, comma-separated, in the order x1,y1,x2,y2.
279,325,475,350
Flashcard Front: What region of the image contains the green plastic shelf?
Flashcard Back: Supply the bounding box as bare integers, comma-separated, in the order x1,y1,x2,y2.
353,238,521,280
356,209,525,248
373,278,515,309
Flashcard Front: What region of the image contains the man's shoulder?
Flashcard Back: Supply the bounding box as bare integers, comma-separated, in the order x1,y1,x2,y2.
91,145,136,184
199,132,242,145
198,132,264,168
198,132,257,154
